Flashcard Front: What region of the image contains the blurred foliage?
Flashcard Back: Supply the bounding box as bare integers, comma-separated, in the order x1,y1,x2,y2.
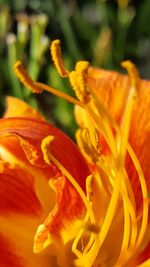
0,0,150,137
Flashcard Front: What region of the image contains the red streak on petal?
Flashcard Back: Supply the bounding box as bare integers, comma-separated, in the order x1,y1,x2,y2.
45,176,83,236
136,241,150,264
0,233,24,267
0,162,42,216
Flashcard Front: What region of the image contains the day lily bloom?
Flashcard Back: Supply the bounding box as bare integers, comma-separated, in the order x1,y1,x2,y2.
0,40,150,267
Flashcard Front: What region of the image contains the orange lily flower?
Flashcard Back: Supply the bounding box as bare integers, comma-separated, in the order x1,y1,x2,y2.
0,39,150,267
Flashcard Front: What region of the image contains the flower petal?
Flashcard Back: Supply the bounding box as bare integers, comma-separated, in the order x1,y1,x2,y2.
4,96,45,120
0,117,90,190
46,176,83,235
137,241,150,265
0,160,42,216
0,160,56,267
34,175,84,253
0,217,54,267
0,134,57,213
0,233,24,267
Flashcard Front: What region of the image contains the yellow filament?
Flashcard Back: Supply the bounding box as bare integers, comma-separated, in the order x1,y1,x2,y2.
118,61,138,166
127,145,148,251
82,172,102,257
119,61,148,257
72,215,95,260
92,163,110,204
123,170,137,250
83,175,97,255
87,100,117,155
113,61,139,265
119,144,149,264
50,39,69,77
83,108,99,150
117,199,130,266
91,92,118,133
75,128,99,163
76,129,93,163
83,169,123,267
115,176,137,266
137,198,150,222
72,227,85,259
86,104,118,161
37,82,82,107
97,160,113,196
98,157,138,258
72,213,94,259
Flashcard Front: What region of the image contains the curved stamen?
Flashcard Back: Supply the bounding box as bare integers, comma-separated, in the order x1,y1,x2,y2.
50,39,69,77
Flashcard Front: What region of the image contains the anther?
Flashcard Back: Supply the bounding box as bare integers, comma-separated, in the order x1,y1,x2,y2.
75,61,89,73
69,70,90,104
14,61,43,93
50,39,69,77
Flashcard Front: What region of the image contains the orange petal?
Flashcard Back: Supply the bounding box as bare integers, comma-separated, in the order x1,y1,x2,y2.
136,241,150,265
0,160,54,266
4,96,45,120
45,175,84,235
34,175,84,253
0,160,42,216
87,67,131,123
87,67,150,212
0,215,53,267
0,118,90,190
0,233,24,267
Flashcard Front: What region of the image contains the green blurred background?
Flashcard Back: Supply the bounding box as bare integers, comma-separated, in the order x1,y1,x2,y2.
0,0,150,137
